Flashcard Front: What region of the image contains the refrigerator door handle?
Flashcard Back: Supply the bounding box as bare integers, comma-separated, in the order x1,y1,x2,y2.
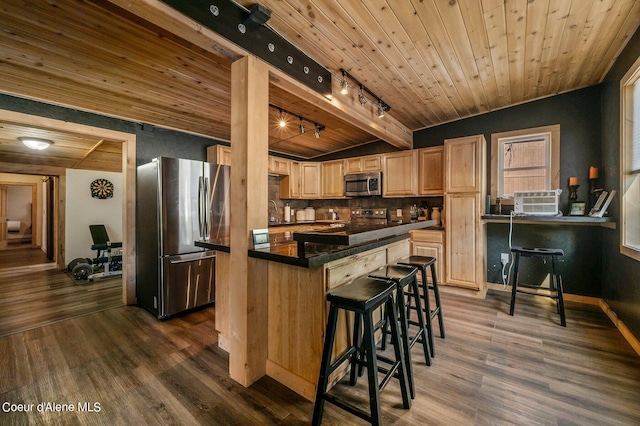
169,254,216,264
203,177,210,239
198,176,204,238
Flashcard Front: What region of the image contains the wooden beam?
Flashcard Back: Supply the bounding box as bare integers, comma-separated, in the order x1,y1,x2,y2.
269,67,413,150
228,55,269,386
71,138,105,169
0,162,66,176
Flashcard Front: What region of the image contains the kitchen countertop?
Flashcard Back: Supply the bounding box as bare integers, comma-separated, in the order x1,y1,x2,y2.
482,214,616,229
196,220,437,268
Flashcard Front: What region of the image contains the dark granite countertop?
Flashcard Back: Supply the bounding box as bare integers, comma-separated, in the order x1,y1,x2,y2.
196,220,437,268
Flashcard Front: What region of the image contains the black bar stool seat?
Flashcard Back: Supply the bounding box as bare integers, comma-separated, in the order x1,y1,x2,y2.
398,255,445,358
368,264,432,399
509,246,566,327
312,277,410,426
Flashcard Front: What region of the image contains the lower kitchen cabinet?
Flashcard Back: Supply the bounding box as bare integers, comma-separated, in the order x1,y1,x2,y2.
410,229,444,285
445,193,485,290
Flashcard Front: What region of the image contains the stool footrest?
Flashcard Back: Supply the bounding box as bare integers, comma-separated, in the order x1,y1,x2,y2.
323,394,372,424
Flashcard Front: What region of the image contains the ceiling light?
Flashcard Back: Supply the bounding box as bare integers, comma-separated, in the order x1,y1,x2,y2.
299,118,305,134
314,125,320,138
278,109,286,128
358,88,368,105
19,137,53,150
377,101,385,118
270,103,326,141
340,78,348,95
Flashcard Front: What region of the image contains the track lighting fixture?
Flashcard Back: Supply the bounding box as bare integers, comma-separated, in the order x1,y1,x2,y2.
340,69,349,95
358,87,368,106
338,68,390,118
269,103,326,140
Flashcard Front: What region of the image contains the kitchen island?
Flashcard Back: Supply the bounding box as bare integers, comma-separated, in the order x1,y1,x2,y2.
197,220,436,400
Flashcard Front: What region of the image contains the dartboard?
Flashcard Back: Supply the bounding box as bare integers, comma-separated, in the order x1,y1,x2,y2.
90,178,114,199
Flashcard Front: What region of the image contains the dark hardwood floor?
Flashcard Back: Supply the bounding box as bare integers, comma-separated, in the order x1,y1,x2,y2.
0,247,123,337
1,289,639,425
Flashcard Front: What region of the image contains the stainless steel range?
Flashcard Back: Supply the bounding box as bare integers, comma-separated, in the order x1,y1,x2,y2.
350,208,388,225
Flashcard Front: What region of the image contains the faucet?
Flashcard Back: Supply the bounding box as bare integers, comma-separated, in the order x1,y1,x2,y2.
269,200,278,222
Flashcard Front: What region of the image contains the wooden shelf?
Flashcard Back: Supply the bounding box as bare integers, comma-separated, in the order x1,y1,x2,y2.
482,214,616,229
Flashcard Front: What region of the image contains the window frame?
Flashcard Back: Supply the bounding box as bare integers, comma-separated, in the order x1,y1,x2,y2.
490,125,560,204
620,56,640,261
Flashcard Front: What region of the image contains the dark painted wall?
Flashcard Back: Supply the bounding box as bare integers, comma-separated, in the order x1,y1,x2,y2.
600,29,640,340
413,86,606,297
0,94,224,165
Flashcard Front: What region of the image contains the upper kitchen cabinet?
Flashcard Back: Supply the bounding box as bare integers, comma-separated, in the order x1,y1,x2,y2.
444,135,486,193
322,160,345,198
300,162,321,199
280,161,301,199
269,156,290,176
344,155,381,174
418,146,444,195
382,151,418,197
207,144,231,166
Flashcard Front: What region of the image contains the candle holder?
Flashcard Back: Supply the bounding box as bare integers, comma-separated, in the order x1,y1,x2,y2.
569,184,579,203
589,178,602,211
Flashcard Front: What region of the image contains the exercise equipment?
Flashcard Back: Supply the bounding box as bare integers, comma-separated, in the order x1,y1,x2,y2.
69,225,122,282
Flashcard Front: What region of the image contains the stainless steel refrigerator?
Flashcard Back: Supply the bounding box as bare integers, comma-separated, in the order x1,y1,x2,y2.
136,157,230,318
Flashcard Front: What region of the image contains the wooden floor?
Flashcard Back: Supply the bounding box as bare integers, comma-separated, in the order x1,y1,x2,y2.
1,289,639,425
0,246,51,269
0,248,123,337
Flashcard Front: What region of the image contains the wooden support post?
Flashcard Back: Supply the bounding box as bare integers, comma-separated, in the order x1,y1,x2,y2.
229,55,269,386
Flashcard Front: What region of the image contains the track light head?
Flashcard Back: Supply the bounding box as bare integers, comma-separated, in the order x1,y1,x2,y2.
278,109,286,127
340,78,348,95
314,125,320,138
299,118,305,134
377,101,385,118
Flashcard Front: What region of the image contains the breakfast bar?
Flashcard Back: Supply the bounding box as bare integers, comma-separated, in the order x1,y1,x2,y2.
197,220,436,400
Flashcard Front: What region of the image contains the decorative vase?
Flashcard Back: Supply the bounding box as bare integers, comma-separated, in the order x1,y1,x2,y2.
431,207,441,226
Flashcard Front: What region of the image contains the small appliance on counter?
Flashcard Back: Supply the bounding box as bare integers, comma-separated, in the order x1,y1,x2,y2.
296,210,306,222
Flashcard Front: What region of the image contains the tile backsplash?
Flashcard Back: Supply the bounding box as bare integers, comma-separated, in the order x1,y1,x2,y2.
268,175,443,224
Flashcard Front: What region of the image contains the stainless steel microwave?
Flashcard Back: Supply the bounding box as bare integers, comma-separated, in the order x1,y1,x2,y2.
344,172,382,196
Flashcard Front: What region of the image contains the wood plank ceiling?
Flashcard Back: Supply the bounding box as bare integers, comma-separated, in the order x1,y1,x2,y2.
0,0,639,165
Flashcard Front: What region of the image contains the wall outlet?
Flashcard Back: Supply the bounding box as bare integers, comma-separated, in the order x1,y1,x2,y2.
501,253,510,265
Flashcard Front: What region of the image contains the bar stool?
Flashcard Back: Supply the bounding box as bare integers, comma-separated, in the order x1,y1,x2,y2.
312,277,411,426
509,247,566,327
398,255,445,358
368,264,431,399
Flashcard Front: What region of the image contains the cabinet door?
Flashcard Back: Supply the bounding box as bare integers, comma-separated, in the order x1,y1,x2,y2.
207,145,231,166
279,164,299,199
444,135,486,193
300,162,321,199
321,160,344,198
362,155,381,171
344,157,363,174
411,242,444,286
382,151,418,196
269,156,290,175
445,193,483,289
418,146,444,195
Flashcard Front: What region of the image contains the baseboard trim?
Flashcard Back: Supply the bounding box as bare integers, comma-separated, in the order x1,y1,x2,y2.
486,283,640,356
599,299,640,357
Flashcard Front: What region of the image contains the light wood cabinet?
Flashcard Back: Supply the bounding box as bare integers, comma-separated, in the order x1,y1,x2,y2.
300,162,321,199
269,156,290,175
410,230,444,285
207,144,231,166
444,135,486,193
280,161,300,199
443,134,486,292
382,150,418,197
344,155,381,173
321,160,345,198
418,146,444,195
445,194,484,290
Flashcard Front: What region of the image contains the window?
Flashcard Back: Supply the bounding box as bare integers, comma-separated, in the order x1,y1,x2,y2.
490,125,560,202
620,57,640,261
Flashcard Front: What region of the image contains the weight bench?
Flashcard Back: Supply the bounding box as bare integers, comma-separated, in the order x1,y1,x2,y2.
87,224,123,281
